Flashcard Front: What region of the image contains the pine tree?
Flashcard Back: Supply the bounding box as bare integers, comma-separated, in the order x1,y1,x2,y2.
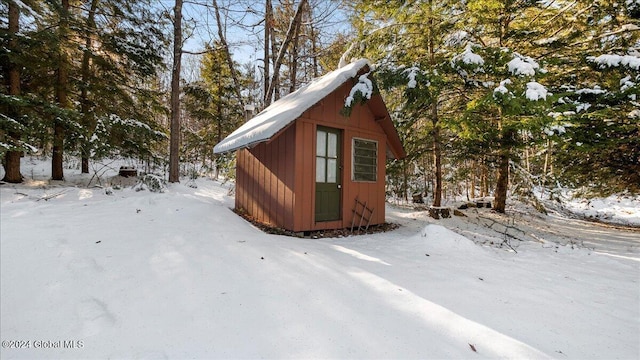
541,0,640,194
1,0,24,182
347,0,464,206
450,0,555,212
1,0,168,180
183,43,245,178
2,0,81,181
79,0,98,173
74,0,168,173
50,0,72,180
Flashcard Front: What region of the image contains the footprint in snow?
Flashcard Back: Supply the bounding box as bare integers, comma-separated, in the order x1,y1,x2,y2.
67,257,104,274
77,297,116,337
45,237,68,248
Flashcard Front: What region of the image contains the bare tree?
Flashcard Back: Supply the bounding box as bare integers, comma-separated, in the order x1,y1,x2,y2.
212,0,245,108
263,0,272,105
264,0,308,104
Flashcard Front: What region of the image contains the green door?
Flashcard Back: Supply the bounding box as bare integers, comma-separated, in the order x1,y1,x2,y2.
315,127,341,222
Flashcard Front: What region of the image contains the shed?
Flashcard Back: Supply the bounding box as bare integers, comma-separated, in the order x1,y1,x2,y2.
214,59,406,232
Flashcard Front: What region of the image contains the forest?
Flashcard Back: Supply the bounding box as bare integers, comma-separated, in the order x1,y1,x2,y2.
1,0,639,212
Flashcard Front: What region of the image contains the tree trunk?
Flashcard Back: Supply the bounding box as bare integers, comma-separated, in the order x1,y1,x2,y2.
310,20,318,78
263,0,271,106
427,0,442,207
523,131,530,173
80,0,99,174
169,0,183,183
265,0,308,102
269,22,279,102
403,157,409,202
432,104,442,207
213,88,223,180
212,0,244,108
2,1,22,183
470,161,476,199
214,119,222,180
289,18,301,93
494,151,509,213
543,138,553,185
53,0,71,181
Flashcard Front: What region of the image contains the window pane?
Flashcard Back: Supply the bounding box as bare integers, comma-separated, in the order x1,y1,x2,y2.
355,139,376,151
327,159,337,183
353,138,377,182
327,133,337,158
316,131,326,157
316,157,325,182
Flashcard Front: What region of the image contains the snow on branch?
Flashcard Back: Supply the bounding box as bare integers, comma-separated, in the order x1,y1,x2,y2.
452,44,485,67
344,74,373,108
574,86,608,95
493,79,513,98
525,81,548,101
507,54,541,77
588,54,640,70
403,67,421,89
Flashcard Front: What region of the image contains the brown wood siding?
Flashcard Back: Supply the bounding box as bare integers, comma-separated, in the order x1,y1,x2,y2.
235,124,297,229
289,81,388,231
292,121,316,232
235,149,245,212
237,80,394,232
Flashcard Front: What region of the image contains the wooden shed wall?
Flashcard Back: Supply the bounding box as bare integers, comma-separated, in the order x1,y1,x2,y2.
235,124,296,230
292,81,388,232
236,80,392,232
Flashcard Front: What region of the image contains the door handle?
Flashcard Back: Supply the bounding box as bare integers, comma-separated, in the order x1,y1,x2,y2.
337,184,342,189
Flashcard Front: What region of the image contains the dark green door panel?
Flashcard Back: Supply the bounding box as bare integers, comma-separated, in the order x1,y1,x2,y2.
315,127,341,222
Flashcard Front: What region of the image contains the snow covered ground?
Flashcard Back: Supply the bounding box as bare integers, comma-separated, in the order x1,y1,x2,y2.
1,159,639,359
561,193,640,227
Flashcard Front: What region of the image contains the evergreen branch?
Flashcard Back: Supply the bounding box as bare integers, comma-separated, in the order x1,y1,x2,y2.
569,24,640,47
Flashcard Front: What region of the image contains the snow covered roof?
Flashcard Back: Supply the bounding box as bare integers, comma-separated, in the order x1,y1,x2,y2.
214,59,372,154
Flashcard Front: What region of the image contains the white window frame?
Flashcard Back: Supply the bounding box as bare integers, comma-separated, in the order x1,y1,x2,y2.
352,137,378,182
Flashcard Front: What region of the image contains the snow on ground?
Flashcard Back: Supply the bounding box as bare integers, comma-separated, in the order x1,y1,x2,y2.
441,202,640,260
1,159,639,359
561,193,640,227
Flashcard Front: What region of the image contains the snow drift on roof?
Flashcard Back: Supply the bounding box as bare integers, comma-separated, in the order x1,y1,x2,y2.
214,59,371,154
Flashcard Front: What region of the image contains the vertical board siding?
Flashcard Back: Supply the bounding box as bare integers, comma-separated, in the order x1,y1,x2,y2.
293,123,304,232
284,131,295,230
235,124,296,229
264,138,272,224
302,121,314,230
236,80,395,232
235,149,245,212
293,81,389,231
255,143,264,222
277,134,286,227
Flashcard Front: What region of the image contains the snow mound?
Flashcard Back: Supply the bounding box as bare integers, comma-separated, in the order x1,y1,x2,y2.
420,224,485,253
